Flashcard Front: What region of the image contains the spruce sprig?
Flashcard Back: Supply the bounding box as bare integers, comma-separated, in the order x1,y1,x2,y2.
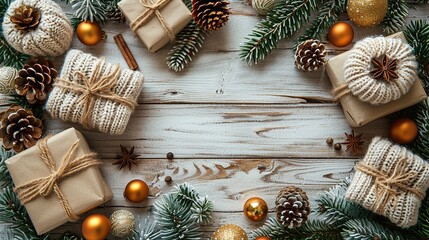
167,0,209,72
296,0,347,46
381,0,409,34
71,0,107,23
0,37,29,69
341,218,407,240
240,0,317,65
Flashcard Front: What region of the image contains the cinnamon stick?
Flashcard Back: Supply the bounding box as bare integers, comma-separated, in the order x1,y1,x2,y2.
114,34,139,70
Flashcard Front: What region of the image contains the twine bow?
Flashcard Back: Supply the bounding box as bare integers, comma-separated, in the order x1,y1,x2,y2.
331,83,351,101
54,59,138,129
356,152,425,213
14,137,101,221
130,0,175,42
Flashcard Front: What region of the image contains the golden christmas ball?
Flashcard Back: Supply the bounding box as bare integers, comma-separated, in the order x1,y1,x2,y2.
243,197,268,221
255,237,272,240
82,214,111,240
328,22,354,47
390,118,418,144
347,0,388,27
76,21,106,46
123,179,150,203
109,210,135,237
0,67,18,95
211,224,248,240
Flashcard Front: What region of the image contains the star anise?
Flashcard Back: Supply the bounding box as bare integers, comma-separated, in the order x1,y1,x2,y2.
113,145,140,170
341,130,364,155
370,55,399,83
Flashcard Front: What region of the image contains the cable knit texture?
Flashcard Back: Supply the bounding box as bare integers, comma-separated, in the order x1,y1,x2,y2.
46,50,144,135
2,0,73,57
344,37,418,105
346,137,429,228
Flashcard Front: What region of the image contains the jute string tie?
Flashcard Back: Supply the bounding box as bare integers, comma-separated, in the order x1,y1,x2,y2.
14,137,101,221
332,83,351,101
355,153,425,213
54,59,138,128
130,0,175,42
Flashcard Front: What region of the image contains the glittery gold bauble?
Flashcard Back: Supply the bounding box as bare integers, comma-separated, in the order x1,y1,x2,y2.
76,21,106,46
212,224,248,240
347,0,388,27
390,118,418,144
82,214,111,240
255,237,272,240
0,67,18,95
243,197,268,221
123,179,149,203
251,0,275,15
328,22,354,47
109,210,135,237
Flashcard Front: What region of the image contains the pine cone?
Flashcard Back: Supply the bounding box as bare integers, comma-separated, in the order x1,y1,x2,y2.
15,58,57,105
9,5,41,30
0,105,43,152
275,186,310,229
295,39,327,72
107,1,125,22
192,0,230,31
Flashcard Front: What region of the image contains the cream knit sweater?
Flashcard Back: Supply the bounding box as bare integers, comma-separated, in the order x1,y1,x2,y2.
2,0,73,57
46,50,144,135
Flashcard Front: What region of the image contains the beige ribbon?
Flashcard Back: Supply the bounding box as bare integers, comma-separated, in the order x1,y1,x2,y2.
356,152,425,214
54,59,138,129
130,0,175,42
331,83,351,101
14,137,101,221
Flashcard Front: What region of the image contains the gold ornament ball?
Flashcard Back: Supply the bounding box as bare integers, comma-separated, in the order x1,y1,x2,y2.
255,237,272,240
76,21,106,46
390,118,418,144
82,214,111,240
347,0,388,27
211,224,248,240
123,179,150,203
328,22,354,47
0,67,18,95
109,210,135,237
243,197,268,221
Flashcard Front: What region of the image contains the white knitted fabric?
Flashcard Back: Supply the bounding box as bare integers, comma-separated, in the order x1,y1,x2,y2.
2,0,73,57
344,37,417,105
46,50,144,135
346,137,429,228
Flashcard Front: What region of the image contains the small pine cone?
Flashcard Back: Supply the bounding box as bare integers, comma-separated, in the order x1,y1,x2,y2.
107,1,125,22
192,0,230,31
275,186,310,229
0,105,43,152
15,58,57,105
295,39,327,72
9,5,41,30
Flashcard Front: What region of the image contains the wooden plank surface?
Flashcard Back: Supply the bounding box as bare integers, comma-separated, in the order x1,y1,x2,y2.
1,0,428,239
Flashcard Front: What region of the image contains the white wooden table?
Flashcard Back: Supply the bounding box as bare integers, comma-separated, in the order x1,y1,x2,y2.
2,1,429,239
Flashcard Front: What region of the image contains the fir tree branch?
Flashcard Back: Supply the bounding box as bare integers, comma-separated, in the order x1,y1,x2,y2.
167,0,209,72
341,218,408,240
240,0,317,65
417,193,429,238
296,0,347,46
0,37,29,69
404,20,429,92
0,148,14,188
412,98,429,160
381,0,410,34
128,218,161,240
71,0,107,23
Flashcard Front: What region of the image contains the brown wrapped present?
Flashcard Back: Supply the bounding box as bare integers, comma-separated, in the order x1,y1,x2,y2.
5,128,112,235
326,32,427,127
118,0,192,52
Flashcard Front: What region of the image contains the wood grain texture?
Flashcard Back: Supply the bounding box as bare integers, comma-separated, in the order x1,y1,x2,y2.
1,0,428,238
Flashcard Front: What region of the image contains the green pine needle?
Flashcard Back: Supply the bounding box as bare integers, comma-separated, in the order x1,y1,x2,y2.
128,218,160,240
341,218,407,240
381,0,410,34
240,0,317,65
0,37,29,69
412,98,429,160
71,0,107,23
0,147,14,188
296,0,347,46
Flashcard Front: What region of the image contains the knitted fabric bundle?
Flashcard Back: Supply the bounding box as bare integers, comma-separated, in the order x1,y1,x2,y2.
342,37,417,105
46,50,144,135
346,137,429,228
2,0,73,57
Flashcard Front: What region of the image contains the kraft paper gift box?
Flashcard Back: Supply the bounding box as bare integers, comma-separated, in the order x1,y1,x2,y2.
5,128,112,235
118,0,192,52
326,32,427,127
